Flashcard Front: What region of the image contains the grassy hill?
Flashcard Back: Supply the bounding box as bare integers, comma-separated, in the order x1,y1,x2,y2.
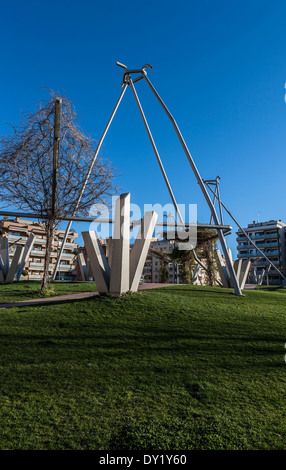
0,284,285,450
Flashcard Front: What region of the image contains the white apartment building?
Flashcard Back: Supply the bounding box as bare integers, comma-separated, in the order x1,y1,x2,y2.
0,217,78,281
142,239,181,284
236,219,286,285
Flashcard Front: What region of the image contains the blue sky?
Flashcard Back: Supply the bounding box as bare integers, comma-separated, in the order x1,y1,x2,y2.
1,0,286,254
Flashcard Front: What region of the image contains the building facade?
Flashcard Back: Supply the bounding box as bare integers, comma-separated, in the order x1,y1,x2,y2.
0,217,78,281
236,219,286,285
142,239,182,284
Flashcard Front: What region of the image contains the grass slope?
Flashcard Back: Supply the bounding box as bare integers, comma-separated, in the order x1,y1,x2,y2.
0,284,285,450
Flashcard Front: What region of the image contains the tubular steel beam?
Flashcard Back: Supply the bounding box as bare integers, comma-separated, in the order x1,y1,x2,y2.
51,83,128,280
0,210,232,231
142,73,242,295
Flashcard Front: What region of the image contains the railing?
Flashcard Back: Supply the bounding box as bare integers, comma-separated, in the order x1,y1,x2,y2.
238,250,280,258
31,250,46,256
35,238,47,244
58,242,75,248
58,265,74,272
237,242,279,249
237,233,278,241
29,263,54,270
253,260,281,266
8,234,28,241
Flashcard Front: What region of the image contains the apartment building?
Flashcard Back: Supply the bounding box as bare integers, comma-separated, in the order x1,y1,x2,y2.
142,239,181,284
236,219,286,285
0,217,78,281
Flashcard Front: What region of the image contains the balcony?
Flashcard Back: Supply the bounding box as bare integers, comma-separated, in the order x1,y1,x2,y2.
29,274,42,280
253,260,281,266
8,234,28,241
29,262,54,270
58,264,74,272
237,241,279,250
30,250,56,257
238,249,280,258
9,226,28,233
35,238,47,244
60,253,75,259
58,242,75,248
237,233,278,241
31,249,46,256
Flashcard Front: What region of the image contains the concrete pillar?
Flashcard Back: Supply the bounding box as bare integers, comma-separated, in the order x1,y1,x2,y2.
257,269,265,286
239,260,251,289
230,259,242,288
5,245,24,283
78,252,87,281
192,264,201,285
109,193,130,296
105,238,114,269
234,259,242,282
225,248,233,280
15,233,35,281
0,237,9,277
130,211,158,292
216,249,230,288
0,263,4,283
0,255,5,283
86,260,94,281
82,231,110,293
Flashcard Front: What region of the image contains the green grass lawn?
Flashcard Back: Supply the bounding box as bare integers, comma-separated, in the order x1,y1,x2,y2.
0,281,97,303
0,284,285,450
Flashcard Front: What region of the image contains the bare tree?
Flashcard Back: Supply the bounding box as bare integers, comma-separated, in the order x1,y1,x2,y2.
0,92,116,292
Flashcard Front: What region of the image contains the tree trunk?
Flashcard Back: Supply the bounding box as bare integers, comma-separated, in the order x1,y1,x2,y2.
160,264,169,283
41,219,55,293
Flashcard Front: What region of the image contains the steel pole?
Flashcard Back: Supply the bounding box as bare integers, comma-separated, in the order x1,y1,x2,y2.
52,84,128,280
216,178,224,225
143,73,242,295
209,184,218,225
129,77,184,225
51,98,62,219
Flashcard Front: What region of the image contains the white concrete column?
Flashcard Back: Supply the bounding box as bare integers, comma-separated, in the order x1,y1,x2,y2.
78,252,87,281
86,260,94,281
5,245,24,283
82,231,110,293
0,263,4,283
16,233,35,281
193,264,201,285
0,255,5,283
130,211,158,292
230,258,242,288
0,237,9,278
239,260,251,289
216,249,230,288
105,238,114,269
109,193,130,295
233,259,242,282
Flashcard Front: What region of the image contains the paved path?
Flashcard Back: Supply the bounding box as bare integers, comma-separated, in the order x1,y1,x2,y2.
0,284,177,309
138,283,177,290
243,284,257,290
0,283,258,309
0,291,98,309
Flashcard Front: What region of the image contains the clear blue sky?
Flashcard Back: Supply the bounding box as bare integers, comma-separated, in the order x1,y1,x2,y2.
1,0,286,254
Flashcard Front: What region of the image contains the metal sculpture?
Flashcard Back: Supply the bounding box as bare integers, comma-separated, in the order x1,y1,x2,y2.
52,62,243,295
